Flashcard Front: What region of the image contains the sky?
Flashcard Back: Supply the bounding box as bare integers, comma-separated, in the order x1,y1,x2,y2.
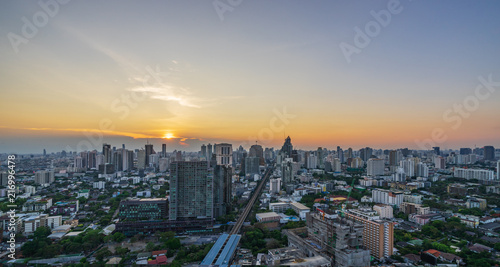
1,0,500,154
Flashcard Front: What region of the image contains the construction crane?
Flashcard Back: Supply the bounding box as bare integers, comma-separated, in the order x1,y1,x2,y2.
339,178,356,217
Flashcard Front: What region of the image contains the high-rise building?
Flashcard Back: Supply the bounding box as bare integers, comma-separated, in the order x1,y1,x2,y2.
484,146,495,161
249,144,264,165
122,150,134,171
345,209,394,260
0,172,8,186
34,170,55,185
213,165,232,219
102,143,112,164
145,143,154,165
497,160,500,181
245,157,260,176
137,149,146,169
367,158,384,176
215,143,232,166
389,150,399,166
399,159,415,177
306,153,318,169
162,144,167,158
169,161,213,221
360,147,373,162
201,144,207,159
434,156,446,170
270,178,281,194
460,148,472,155
281,136,293,158
433,147,440,155
207,143,213,159
372,189,404,207
416,162,429,177
305,212,371,267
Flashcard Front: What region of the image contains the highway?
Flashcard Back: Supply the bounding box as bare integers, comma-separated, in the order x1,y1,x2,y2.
229,166,273,235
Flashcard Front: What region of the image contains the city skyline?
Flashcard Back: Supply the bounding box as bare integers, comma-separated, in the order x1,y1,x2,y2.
1,1,500,153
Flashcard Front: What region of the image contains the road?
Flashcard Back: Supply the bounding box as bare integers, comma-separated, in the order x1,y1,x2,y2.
229,166,273,235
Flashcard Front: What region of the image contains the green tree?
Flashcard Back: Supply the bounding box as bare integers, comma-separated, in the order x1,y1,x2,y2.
112,232,126,242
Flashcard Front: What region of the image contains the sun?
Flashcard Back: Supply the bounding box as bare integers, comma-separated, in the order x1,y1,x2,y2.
163,133,175,139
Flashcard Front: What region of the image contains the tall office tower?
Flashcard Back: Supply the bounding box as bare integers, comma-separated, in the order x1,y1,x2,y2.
269,178,281,194
497,160,500,180
360,147,373,162
332,158,341,172
460,148,472,155
215,143,232,166
102,143,112,164
43,149,46,157
337,146,344,163
74,156,83,169
159,158,170,172
433,146,440,155
484,146,495,161
145,143,154,165
399,159,415,177
0,172,9,186
201,144,207,159
281,136,293,158
291,149,299,163
207,143,213,159
122,149,134,171
169,161,213,221
347,147,353,159
162,144,166,158
435,156,446,170
88,150,97,169
249,144,265,165
317,147,324,169
367,158,385,176
416,162,429,177
401,148,410,157
345,209,394,260
34,170,55,185
264,147,273,162
281,159,294,186
137,149,146,169
389,150,398,166
213,164,232,219
306,153,318,169
245,157,260,176
113,149,123,171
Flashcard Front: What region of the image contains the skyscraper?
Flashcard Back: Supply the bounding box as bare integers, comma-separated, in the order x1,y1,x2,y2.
367,158,385,176
484,146,495,161
497,160,500,180
249,144,264,165
201,144,207,159
281,136,293,158
162,144,167,158
433,146,440,155
169,161,213,221
102,143,112,164
213,164,232,219
215,143,232,166
145,143,154,165
207,143,213,160
245,157,260,176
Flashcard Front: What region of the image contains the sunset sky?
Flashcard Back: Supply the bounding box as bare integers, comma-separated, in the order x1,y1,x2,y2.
1,0,500,153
